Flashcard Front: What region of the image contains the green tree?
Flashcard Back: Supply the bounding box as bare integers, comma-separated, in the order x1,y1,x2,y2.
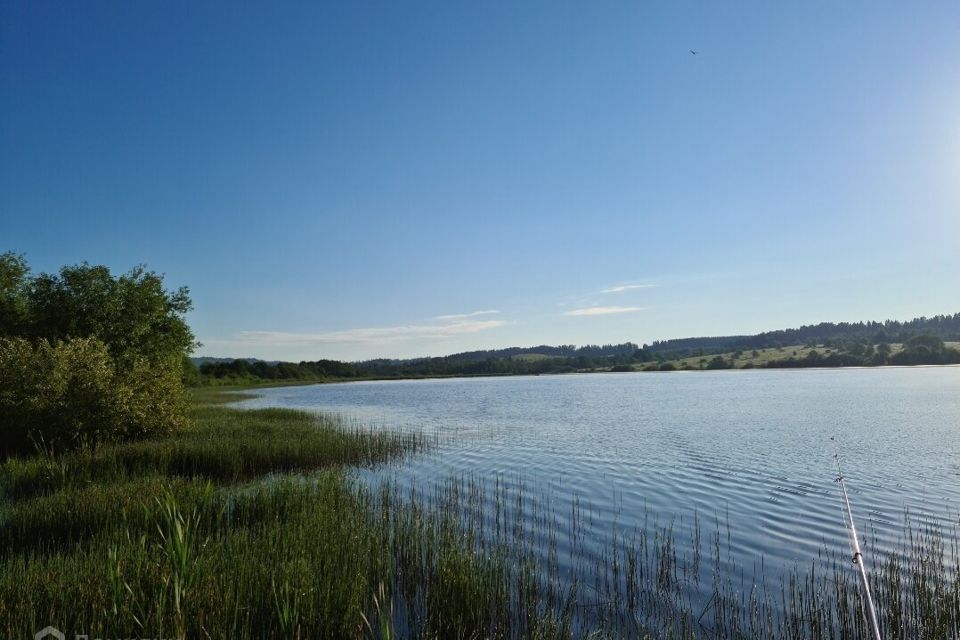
25,261,195,372
0,253,194,453
905,334,945,352
0,252,29,335
181,356,203,386
706,355,731,370
889,334,960,365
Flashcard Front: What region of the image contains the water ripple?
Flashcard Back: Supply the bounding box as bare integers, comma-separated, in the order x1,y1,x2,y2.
238,367,960,579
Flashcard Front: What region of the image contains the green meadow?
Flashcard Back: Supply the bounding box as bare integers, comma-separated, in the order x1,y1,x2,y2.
632,343,960,372
636,345,845,370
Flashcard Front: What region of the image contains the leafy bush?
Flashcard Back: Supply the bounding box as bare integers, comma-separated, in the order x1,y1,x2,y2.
889,333,960,365
0,253,194,455
706,355,731,370
0,337,186,454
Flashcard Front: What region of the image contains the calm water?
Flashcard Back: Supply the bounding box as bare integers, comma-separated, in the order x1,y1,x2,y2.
237,367,960,580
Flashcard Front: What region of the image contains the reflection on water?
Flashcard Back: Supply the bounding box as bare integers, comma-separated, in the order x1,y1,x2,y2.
237,367,960,583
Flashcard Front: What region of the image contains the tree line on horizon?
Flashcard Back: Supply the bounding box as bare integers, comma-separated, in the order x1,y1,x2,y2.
193,344,644,383
195,314,960,384
651,332,960,372
645,314,960,359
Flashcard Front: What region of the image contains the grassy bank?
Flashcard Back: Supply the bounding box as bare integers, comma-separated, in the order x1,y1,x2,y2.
1,390,958,638
0,395,407,637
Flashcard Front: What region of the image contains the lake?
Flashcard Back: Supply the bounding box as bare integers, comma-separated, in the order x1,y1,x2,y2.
236,367,960,611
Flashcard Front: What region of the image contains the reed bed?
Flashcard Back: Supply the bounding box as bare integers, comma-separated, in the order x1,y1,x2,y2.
0,394,957,638
360,474,960,639
0,402,422,501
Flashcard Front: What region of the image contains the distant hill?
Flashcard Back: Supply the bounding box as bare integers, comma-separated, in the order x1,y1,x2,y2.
345,344,638,367
192,312,960,384
191,356,279,366
644,313,960,357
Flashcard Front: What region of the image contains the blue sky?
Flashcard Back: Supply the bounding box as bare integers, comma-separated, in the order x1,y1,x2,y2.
2,1,958,361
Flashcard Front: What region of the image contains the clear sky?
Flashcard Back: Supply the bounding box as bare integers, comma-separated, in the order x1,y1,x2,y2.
2,1,958,361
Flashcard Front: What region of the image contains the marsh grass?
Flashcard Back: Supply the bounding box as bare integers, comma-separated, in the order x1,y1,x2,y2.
0,391,957,638
0,401,420,501
372,475,960,639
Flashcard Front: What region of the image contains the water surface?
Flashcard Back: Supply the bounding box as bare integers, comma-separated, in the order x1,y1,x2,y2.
238,367,960,577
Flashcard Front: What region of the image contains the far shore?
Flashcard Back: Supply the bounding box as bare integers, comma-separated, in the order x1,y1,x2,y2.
197,360,960,395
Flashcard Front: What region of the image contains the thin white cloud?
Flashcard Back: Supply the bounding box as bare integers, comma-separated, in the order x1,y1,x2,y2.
601,284,657,294
564,306,643,317
432,309,500,321
231,319,506,346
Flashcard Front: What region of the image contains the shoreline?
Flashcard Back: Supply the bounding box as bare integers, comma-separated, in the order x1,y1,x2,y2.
195,360,960,392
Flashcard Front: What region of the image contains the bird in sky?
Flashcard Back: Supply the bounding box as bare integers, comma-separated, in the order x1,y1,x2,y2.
690,49,698,55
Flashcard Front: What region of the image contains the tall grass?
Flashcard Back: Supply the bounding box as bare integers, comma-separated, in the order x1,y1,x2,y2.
357,475,960,639
0,391,957,638
0,401,421,501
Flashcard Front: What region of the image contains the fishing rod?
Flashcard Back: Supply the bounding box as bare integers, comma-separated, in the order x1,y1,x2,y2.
833,448,882,640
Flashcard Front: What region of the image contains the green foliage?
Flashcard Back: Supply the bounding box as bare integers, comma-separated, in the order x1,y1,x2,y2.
0,399,419,502
180,356,203,386
0,398,568,639
196,347,644,385
0,337,186,454
706,355,731,370
16,258,195,372
889,334,957,365
0,253,195,454
0,252,30,335
646,313,960,360
760,334,960,369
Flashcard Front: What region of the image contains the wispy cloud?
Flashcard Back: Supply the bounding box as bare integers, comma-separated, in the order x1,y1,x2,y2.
432,309,500,321
230,319,506,346
564,306,643,317
601,284,657,294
